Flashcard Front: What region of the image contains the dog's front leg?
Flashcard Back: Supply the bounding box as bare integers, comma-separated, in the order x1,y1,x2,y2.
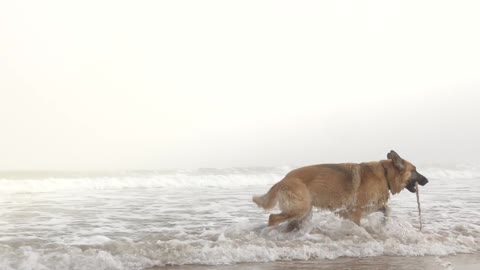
378,205,390,224
338,208,362,225
351,208,363,225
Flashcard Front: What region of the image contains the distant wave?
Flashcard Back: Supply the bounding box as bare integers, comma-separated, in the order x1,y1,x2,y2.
0,167,291,194
422,164,480,180
1,165,479,194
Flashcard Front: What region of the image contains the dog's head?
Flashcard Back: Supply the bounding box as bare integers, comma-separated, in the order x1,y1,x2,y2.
387,150,429,193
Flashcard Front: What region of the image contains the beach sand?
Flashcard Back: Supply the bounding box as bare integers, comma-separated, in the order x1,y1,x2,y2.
159,252,480,270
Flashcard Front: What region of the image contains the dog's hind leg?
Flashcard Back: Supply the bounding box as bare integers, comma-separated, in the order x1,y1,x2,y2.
286,219,300,231
286,209,312,232
268,209,312,228
268,213,295,226
268,179,312,229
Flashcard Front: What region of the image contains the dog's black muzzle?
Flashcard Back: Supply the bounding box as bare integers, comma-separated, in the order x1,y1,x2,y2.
405,172,429,193
417,173,429,186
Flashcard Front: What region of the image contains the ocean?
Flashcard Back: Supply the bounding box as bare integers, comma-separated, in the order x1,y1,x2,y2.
0,165,479,269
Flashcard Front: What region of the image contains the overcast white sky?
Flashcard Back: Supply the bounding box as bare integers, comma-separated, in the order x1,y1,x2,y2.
1,1,479,170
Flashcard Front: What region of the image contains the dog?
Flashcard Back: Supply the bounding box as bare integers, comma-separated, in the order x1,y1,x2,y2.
252,150,428,230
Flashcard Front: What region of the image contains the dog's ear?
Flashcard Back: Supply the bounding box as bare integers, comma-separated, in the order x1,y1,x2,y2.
387,150,405,172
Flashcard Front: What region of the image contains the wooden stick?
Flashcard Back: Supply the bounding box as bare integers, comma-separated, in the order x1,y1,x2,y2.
415,182,422,231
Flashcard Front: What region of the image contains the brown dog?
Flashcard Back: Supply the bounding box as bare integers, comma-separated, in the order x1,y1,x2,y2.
252,150,428,230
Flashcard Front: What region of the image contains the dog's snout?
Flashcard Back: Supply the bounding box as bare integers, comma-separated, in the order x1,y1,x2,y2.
418,173,428,186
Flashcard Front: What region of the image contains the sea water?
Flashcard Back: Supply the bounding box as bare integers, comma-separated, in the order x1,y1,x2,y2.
0,165,479,269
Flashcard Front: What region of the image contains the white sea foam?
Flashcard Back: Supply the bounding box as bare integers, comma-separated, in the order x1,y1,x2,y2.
0,165,479,269
0,216,478,269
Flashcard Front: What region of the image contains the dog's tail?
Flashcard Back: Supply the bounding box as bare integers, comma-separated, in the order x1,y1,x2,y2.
252,182,282,209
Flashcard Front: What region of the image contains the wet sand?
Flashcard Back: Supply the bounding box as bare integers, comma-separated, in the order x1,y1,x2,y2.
158,253,480,270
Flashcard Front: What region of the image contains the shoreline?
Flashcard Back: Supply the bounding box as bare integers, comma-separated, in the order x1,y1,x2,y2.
158,252,480,270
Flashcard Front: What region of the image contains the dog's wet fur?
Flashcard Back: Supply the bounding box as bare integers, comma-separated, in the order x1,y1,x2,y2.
253,150,428,230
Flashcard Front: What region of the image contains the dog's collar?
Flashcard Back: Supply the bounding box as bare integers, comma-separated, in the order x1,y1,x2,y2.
381,162,392,192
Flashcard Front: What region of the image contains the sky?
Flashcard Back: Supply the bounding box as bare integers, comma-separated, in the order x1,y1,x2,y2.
1,0,479,170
